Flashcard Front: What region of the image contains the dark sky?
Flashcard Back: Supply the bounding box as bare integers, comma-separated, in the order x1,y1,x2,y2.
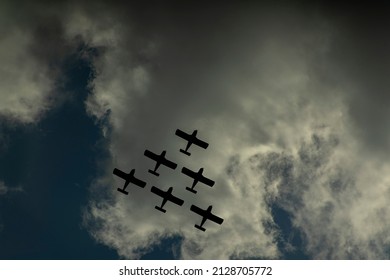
0,53,116,259
0,1,389,259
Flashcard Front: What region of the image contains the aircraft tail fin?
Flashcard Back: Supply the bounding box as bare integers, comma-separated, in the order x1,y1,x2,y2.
155,206,167,213
195,224,206,232
186,187,197,194
180,149,191,156
148,169,160,176
117,188,129,195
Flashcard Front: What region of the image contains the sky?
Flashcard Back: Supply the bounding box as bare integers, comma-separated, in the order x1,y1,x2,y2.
0,0,389,259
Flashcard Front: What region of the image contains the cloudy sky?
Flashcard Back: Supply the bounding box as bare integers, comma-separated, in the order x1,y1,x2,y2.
0,0,390,259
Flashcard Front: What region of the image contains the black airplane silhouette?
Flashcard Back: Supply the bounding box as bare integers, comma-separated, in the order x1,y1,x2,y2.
175,129,208,156
150,186,184,213
113,168,146,195
190,205,224,232
144,149,177,176
181,167,215,194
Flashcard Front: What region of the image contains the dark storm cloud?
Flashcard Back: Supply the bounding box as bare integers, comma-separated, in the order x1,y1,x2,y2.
78,1,328,259
0,0,76,122
80,1,331,259
306,3,390,154
1,0,390,259
28,16,70,72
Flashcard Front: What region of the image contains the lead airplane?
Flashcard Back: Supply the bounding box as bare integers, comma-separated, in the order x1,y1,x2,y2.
190,205,224,232
181,167,215,194
144,149,177,176
175,129,209,156
113,168,146,195
150,186,184,213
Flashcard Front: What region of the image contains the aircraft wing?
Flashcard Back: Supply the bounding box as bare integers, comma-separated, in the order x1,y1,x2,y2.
113,168,128,179
162,157,178,169
190,204,205,216
132,176,146,188
168,193,184,206
200,176,215,187
193,137,209,149
175,129,189,140
181,167,195,178
151,186,165,197
144,149,157,161
208,212,224,225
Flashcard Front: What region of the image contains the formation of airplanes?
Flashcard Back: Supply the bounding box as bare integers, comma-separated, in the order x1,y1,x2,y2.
112,129,224,231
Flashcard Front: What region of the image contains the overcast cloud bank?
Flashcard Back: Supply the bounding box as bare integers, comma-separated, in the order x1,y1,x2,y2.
0,1,389,259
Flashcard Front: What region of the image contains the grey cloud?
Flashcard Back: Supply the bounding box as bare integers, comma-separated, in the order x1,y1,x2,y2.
79,3,347,259
308,4,390,155
70,2,390,259
255,129,390,259
4,0,389,259
0,1,70,123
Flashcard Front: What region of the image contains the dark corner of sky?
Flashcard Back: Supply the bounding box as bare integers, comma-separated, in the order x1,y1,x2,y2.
0,44,119,259
0,40,185,260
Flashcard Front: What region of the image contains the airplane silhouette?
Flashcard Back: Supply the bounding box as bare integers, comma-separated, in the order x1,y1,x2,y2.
150,186,184,213
190,205,224,232
175,129,209,156
144,149,177,176
113,168,146,195
181,167,215,194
